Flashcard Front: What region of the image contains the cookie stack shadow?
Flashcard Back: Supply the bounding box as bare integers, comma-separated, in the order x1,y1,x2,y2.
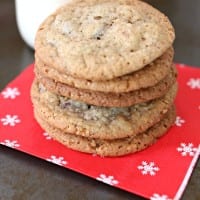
31,0,177,157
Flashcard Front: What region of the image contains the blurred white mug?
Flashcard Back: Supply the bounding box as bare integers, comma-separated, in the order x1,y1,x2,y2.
15,0,71,49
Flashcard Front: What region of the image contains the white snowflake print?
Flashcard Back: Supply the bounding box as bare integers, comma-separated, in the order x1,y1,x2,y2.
43,132,52,140
137,161,160,176
1,87,20,99
187,78,200,89
96,174,119,186
178,63,186,68
1,115,21,126
175,116,185,127
177,143,198,156
150,193,172,200
46,155,67,166
0,140,20,148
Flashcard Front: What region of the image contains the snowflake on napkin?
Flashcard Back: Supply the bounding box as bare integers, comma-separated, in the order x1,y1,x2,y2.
175,116,185,127
177,143,198,156
46,155,67,166
1,114,21,126
150,193,172,200
178,63,186,68
0,139,20,148
137,161,160,176
96,174,119,185
1,87,20,99
187,78,200,89
43,132,52,140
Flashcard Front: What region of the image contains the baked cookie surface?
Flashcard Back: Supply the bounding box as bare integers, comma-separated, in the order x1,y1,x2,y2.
35,0,175,81
31,80,177,140
35,47,174,93
34,105,176,157
36,65,177,107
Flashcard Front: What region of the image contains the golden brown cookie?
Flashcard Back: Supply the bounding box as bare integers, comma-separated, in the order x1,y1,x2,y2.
34,105,176,157
31,80,177,140
36,65,177,107
35,47,174,93
35,0,175,81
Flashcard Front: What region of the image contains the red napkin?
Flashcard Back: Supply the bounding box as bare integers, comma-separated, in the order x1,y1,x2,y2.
0,63,199,200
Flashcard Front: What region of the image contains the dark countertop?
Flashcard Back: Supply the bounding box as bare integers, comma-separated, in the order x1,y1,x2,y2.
0,0,199,199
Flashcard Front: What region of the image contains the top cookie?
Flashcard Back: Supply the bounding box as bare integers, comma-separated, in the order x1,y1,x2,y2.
35,0,175,81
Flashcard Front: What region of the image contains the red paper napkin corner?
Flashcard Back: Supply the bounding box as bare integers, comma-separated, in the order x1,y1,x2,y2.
0,63,199,200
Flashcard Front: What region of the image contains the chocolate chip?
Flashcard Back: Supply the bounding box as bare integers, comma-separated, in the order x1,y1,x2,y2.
94,16,102,20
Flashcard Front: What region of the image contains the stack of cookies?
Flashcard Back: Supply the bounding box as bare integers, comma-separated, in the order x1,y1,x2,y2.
31,0,177,157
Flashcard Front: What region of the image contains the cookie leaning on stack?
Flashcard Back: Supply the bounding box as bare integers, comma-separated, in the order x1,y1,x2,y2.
31,0,177,156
